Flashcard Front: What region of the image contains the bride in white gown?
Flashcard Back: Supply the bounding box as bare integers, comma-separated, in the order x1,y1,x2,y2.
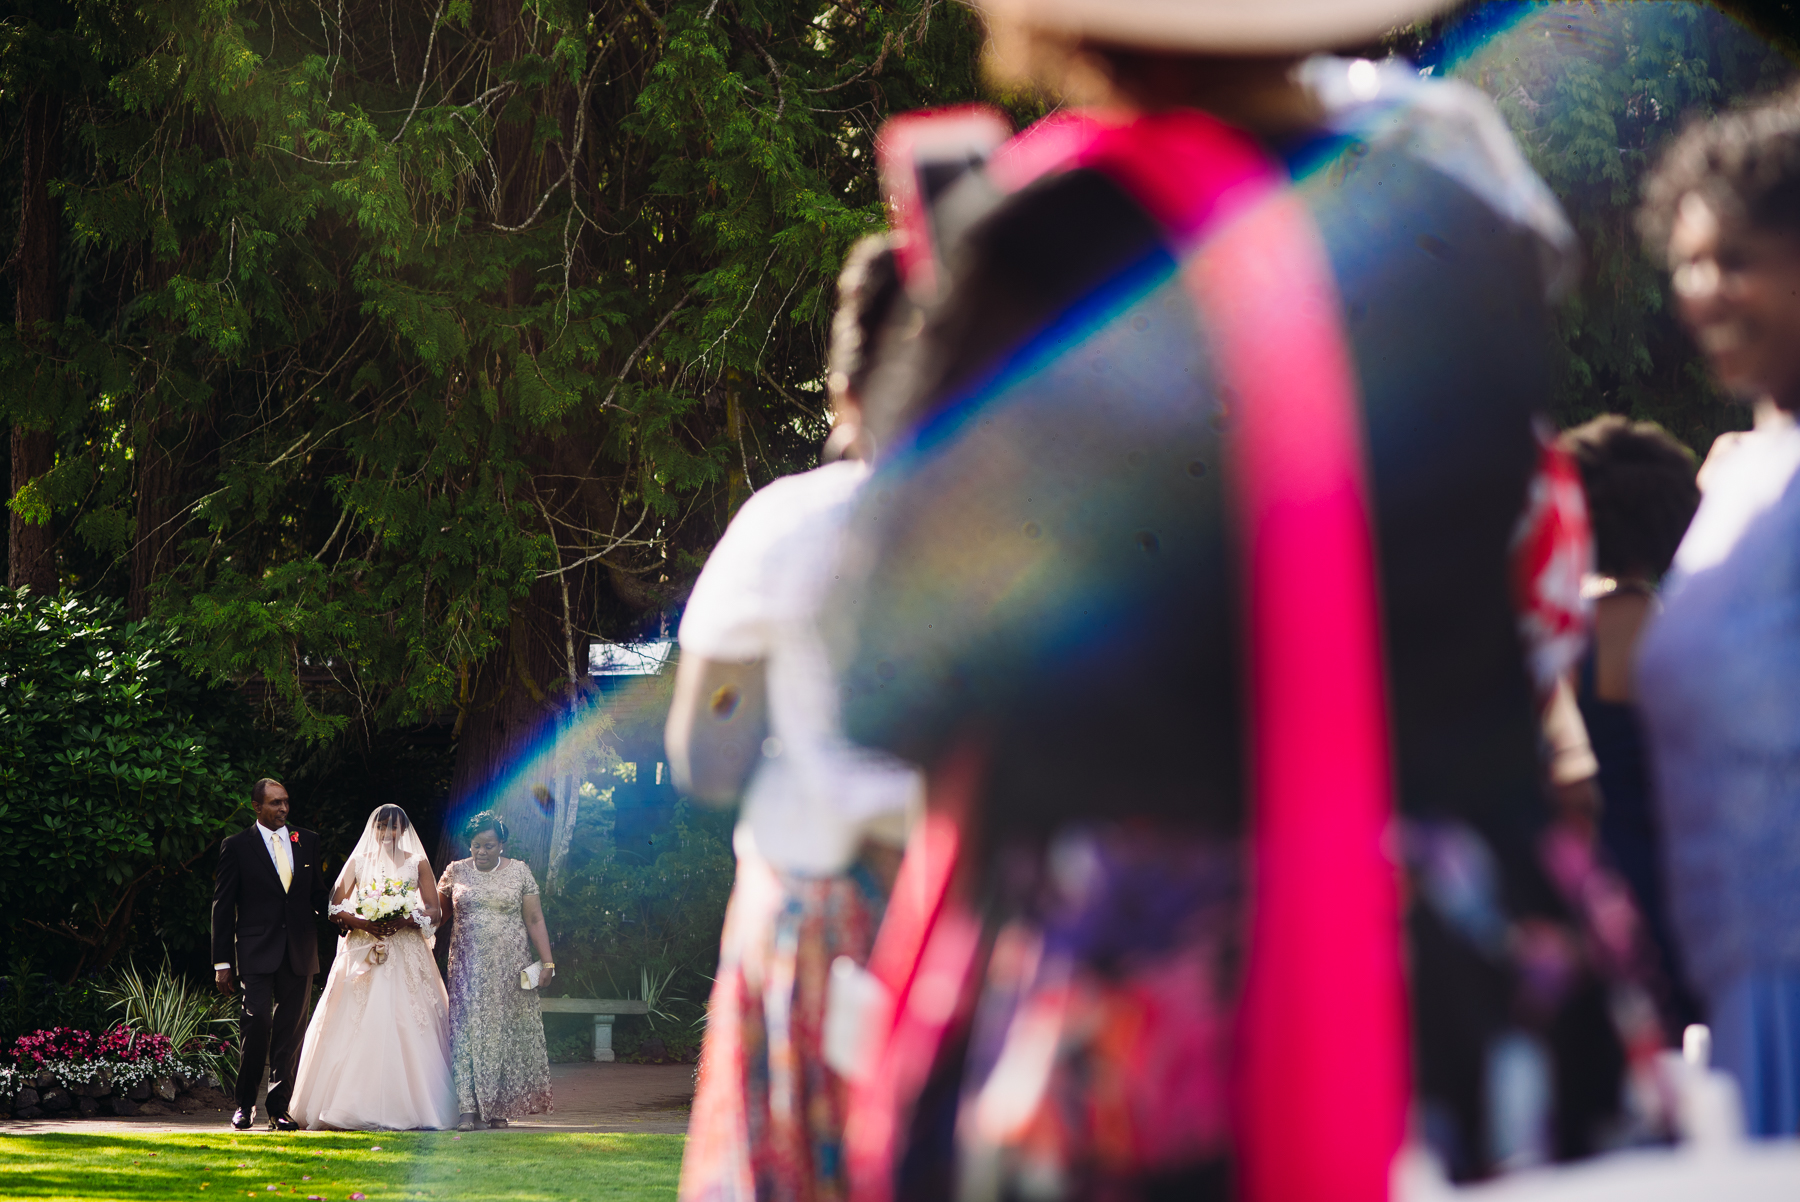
291,804,458,1130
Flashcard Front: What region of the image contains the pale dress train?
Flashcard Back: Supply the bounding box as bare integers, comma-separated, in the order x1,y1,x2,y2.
290,851,459,1130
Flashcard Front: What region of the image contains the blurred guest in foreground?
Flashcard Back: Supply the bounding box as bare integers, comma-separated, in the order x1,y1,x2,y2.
669,236,921,1202
1636,86,1800,1138
827,0,1602,1193
1559,416,1702,1033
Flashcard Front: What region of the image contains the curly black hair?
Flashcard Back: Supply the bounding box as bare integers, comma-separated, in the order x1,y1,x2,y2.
1558,415,1699,580
1640,85,1800,259
463,809,508,844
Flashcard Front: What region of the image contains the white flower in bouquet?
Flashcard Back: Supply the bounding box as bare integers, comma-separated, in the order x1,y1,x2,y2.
351,876,426,925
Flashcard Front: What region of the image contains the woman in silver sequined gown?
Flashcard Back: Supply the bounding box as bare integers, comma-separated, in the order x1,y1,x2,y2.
439,810,556,1128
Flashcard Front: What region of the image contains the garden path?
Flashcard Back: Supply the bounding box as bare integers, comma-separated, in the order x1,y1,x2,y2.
0,1063,693,1136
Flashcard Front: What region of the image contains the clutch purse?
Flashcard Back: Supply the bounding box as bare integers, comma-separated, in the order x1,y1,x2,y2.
520,961,544,990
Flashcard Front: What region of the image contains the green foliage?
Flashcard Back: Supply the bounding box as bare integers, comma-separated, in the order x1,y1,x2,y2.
100,956,237,1083
0,0,997,746
611,1009,705,1063
544,1021,595,1063
0,589,268,978
0,959,114,1046
1438,2,1795,450
278,724,459,891
543,797,733,1031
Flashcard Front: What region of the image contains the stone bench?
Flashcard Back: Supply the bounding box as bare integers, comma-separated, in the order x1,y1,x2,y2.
538,997,651,1062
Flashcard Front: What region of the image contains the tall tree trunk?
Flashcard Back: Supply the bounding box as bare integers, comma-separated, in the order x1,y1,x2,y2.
9,90,61,593
7,427,53,591
443,573,581,871
441,1,607,871
129,412,182,619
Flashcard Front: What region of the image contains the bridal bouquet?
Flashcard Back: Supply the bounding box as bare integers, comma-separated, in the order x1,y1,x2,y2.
350,876,426,925
340,877,427,968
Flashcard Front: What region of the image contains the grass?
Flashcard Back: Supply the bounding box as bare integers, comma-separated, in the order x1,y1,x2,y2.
0,1129,685,1202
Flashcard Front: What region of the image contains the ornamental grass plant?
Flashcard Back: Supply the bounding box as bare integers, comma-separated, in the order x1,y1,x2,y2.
100,959,237,1086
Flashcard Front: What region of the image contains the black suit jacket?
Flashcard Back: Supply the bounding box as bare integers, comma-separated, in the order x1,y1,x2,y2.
211,824,327,976
841,150,1548,891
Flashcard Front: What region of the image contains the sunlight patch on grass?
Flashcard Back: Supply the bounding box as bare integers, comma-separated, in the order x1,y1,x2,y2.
0,1129,685,1202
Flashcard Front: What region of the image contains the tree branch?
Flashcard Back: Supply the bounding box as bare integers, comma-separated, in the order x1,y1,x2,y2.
392,0,449,144
602,288,694,408
741,28,786,121
490,63,600,232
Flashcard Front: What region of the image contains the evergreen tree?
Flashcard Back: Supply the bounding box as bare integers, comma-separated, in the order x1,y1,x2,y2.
0,0,997,827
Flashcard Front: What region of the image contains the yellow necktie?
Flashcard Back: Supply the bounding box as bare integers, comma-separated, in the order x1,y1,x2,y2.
271,832,292,892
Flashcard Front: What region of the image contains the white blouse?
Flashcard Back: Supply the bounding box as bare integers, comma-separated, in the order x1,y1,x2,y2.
679,461,921,876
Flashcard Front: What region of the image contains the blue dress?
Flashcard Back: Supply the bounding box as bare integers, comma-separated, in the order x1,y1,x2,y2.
1637,421,1800,1136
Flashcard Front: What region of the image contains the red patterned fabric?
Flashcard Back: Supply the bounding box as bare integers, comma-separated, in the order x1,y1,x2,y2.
843,745,982,1202
681,850,888,1202
845,107,1407,1202
957,828,1243,1193
1510,421,1595,697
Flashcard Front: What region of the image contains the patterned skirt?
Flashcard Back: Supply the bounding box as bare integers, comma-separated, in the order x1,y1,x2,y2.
680,846,889,1202
848,816,1244,1202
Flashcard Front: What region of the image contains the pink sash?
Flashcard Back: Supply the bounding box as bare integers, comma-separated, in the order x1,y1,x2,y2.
849,108,1407,1202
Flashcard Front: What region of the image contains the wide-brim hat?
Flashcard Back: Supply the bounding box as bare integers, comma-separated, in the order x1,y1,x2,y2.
977,0,1459,54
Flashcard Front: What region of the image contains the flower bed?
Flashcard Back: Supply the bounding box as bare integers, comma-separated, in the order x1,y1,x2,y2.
1,1025,234,1119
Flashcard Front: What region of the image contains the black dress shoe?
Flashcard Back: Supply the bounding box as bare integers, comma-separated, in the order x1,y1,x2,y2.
269,1113,300,1131
231,1107,255,1130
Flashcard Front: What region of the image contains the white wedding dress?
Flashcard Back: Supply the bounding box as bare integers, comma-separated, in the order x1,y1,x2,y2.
291,836,458,1130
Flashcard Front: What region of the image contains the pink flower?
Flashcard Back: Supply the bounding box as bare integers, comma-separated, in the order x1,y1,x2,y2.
350,1194,366,1200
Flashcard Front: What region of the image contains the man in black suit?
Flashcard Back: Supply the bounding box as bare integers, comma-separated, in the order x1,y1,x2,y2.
212,778,327,1131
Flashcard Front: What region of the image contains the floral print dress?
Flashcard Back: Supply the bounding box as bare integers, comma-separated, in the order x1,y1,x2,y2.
441,857,553,1119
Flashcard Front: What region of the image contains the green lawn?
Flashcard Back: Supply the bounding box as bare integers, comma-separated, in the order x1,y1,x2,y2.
0,1130,685,1202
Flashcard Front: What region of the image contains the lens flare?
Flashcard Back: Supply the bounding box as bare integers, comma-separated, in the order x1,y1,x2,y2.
442,670,671,883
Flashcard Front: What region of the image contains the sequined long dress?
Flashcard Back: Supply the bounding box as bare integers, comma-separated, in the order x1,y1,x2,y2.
441,857,553,1120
